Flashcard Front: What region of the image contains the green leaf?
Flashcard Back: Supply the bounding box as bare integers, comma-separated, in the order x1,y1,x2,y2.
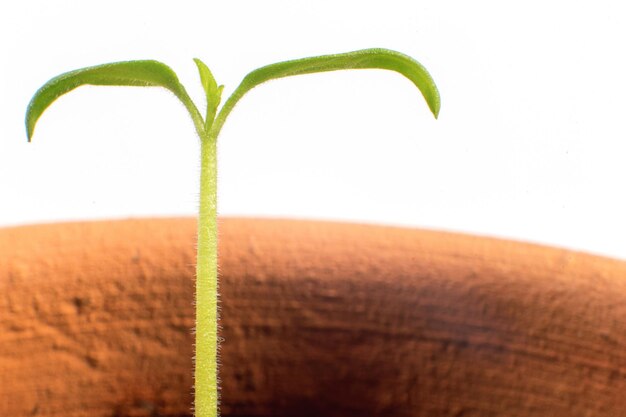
26,60,204,140
194,58,218,101
211,48,440,137
193,58,224,129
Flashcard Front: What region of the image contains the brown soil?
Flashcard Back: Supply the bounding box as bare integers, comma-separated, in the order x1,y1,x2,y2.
1,217,626,417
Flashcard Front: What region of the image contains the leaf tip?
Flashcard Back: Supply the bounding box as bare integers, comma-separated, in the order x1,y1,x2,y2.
432,102,440,120
25,109,36,142
426,87,441,120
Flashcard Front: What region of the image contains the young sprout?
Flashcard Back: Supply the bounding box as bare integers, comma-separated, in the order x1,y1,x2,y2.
25,48,440,417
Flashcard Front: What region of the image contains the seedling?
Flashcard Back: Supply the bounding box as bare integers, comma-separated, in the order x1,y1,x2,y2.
26,48,440,417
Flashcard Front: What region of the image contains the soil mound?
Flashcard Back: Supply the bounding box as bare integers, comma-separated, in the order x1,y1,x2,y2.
1,218,625,416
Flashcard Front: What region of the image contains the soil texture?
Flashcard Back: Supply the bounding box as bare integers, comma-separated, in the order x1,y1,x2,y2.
1,218,626,417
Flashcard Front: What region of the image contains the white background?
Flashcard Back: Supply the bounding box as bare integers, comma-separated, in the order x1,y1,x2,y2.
1,1,625,260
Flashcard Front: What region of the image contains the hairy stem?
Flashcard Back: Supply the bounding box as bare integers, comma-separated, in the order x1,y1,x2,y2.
195,133,219,417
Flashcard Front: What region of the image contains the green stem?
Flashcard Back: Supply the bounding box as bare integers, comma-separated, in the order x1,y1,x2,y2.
195,132,219,417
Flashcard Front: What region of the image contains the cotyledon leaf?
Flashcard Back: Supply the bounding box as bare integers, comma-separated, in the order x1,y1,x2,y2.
26,60,204,140
211,48,440,137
